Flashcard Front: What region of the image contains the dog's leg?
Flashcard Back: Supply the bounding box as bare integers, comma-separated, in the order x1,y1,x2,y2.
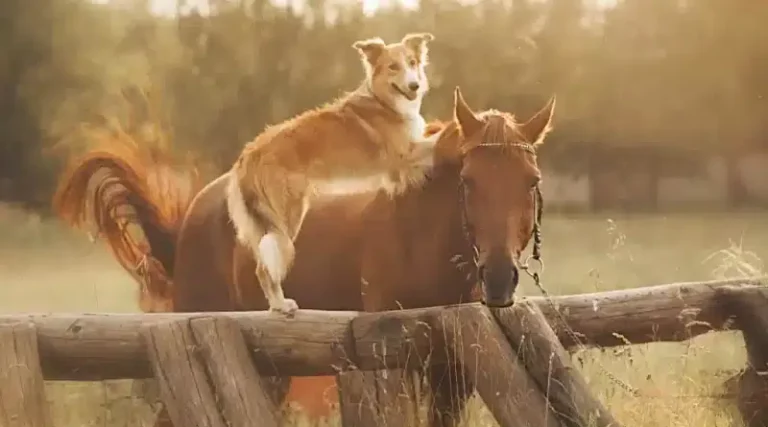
227,171,299,316
255,189,310,316
256,229,298,316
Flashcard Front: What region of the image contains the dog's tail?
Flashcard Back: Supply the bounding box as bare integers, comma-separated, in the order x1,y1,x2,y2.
53,127,203,312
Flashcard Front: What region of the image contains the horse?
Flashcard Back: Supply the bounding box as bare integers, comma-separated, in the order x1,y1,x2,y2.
53,86,555,426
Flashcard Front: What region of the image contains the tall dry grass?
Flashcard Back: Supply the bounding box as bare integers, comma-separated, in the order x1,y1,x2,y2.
0,203,765,426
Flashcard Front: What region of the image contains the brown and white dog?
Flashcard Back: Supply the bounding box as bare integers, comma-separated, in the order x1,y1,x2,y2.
226,33,439,315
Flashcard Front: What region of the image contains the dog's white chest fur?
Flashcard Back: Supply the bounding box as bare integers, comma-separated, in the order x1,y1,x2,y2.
406,112,427,143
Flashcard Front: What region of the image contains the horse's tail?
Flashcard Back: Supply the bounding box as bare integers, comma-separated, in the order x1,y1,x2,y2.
52,129,204,312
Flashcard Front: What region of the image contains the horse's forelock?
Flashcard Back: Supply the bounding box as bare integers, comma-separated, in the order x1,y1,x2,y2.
456,111,513,154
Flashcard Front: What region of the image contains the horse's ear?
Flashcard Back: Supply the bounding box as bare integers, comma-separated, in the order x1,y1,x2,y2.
454,87,483,137
353,37,386,66
521,95,556,145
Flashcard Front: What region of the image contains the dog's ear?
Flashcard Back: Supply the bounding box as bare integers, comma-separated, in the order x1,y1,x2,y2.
352,37,387,65
402,32,434,63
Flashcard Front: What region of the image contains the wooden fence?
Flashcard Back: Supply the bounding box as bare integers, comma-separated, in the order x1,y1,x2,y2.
1,278,767,427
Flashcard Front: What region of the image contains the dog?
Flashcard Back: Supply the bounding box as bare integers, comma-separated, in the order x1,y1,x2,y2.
226,32,440,316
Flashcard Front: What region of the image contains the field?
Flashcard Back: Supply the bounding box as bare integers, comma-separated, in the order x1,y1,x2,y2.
0,203,764,427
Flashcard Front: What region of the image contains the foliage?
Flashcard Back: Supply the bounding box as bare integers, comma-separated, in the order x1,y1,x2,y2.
1,0,766,208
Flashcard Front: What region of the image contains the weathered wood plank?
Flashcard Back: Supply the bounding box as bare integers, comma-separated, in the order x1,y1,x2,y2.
492,301,623,427
351,305,436,371
141,319,225,427
190,316,280,427
0,278,761,381
716,285,768,427
439,305,562,427
337,370,378,427
336,369,420,427
21,309,357,380
368,369,420,427
0,323,52,427
536,277,765,348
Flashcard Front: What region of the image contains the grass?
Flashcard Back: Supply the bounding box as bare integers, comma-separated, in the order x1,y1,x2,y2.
0,202,764,426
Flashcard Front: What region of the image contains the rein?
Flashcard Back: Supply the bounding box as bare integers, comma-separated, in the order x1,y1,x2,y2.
456,141,642,397
457,141,544,295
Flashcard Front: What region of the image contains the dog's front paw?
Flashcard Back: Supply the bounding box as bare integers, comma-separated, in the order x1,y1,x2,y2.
270,298,299,317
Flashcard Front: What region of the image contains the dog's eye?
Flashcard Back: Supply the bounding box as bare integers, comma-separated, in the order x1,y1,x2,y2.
389,63,400,71
408,58,417,67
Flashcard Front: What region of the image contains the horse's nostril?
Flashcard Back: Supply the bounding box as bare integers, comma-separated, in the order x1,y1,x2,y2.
408,82,420,92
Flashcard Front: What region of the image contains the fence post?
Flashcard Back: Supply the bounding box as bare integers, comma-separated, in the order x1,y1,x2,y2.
492,300,624,427
717,286,768,427
0,323,52,427
439,305,562,427
190,316,281,427
141,319,226,427
336,370,379,427
336,367,421,426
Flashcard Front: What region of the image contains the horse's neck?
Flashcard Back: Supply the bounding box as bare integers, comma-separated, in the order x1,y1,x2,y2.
393,166,472,268
394,122,468,257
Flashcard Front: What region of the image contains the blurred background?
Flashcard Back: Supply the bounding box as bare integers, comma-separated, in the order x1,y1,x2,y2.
0,0,766,426
1,0,768,212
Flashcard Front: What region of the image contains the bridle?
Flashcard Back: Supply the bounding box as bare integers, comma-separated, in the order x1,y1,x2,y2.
457,141,544,300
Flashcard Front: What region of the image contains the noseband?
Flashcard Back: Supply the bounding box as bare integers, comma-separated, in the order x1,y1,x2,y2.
457,141,544,295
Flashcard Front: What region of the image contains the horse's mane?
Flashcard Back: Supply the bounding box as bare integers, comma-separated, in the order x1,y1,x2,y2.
428,109,519,165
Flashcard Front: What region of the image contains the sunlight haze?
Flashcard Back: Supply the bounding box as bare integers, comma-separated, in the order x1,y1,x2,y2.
98,0,618,17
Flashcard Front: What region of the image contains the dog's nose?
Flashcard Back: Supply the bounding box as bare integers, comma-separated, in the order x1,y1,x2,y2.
408,82,420,92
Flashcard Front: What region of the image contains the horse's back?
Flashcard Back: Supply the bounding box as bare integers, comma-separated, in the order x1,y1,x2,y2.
234,190,377,311
175,170,377,312
173,173,236,312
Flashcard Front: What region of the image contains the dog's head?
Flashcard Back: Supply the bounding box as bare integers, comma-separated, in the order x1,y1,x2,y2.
353,33,434,111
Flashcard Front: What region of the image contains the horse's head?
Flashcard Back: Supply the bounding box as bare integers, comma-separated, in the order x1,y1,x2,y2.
450,87,555,307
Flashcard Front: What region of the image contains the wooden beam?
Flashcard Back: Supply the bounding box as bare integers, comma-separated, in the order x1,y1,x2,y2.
141,319,226,427
337,370,378,427
21,309,358,380
715,285,768,427
0,323,52,427
0,278,761,381
190,316,281,427
336,369,419,427
439,305,562,427
536,277,765,348
492,301,623,427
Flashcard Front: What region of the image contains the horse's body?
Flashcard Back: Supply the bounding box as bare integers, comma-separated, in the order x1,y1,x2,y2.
54,87,554,427
170,125,478,424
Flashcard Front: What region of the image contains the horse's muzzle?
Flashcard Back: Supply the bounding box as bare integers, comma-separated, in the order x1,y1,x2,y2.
478,250,519,307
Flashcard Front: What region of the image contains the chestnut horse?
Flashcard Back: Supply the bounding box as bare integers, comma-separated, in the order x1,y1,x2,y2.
53,87,554,426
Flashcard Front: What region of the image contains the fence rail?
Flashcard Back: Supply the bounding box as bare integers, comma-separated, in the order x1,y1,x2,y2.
0,277,766,427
